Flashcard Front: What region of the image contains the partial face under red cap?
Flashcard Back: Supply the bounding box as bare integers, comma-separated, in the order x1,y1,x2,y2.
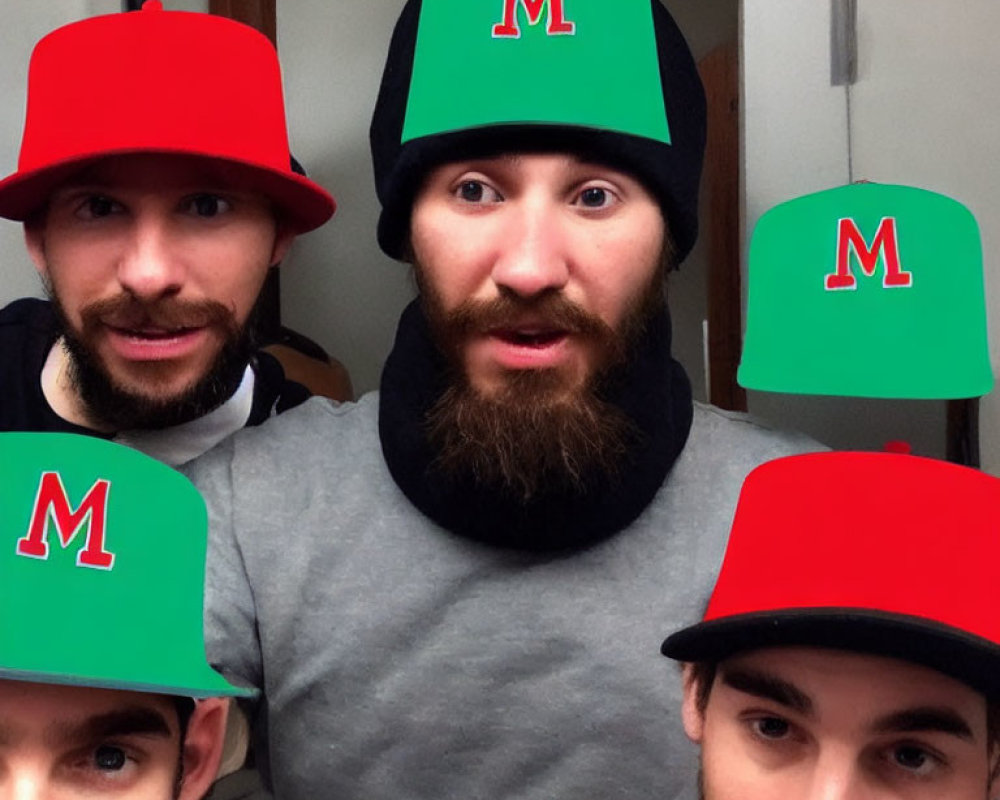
684,647,993,800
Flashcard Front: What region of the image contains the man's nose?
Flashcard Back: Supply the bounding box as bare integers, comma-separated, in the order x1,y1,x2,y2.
489,201,571,298
116,214,184,300
804,750,874,800
8,771,47,800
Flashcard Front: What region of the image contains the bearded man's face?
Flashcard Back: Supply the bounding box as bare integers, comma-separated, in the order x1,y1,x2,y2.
27,153,292,430
409,152,668,499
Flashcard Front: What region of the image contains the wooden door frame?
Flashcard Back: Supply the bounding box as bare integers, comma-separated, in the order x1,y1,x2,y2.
699,41,747,412
209,0,275,45
209,0,281,334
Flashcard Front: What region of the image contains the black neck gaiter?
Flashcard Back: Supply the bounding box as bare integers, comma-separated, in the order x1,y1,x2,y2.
379,301,693,551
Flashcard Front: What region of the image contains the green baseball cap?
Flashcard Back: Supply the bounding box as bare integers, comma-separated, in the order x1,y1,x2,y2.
402,0,670,145
0,432,250,698
739,183,993,398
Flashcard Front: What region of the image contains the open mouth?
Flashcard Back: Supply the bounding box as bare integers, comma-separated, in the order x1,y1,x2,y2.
108,325,201,341
100,322,211,362
493,328,568,348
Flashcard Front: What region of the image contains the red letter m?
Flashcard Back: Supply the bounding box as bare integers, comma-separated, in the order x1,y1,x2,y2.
16,472,115,570
825,217,913,291
493,0,575,38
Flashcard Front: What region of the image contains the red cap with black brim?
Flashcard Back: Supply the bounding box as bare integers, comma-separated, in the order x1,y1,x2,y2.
662,451,1000,700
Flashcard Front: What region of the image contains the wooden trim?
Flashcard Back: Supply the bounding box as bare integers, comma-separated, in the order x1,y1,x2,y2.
210,0,280,330
698,42,747,412
209,0,276,46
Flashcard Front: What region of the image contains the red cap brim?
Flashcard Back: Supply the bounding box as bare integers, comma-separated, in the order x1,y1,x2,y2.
0,149,334,233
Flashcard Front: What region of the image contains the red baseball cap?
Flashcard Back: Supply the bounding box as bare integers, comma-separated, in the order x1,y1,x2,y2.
0,1,334,232
663,451,1000,698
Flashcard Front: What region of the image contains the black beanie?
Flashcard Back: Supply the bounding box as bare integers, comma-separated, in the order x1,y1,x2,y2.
370,0,707,263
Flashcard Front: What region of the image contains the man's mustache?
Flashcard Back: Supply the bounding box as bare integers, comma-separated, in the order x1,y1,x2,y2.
78,294,236,334
443,292,611,338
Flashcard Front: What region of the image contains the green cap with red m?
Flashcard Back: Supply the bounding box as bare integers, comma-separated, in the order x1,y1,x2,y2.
402,0,670,145
738,183,992,398
0,432,249,698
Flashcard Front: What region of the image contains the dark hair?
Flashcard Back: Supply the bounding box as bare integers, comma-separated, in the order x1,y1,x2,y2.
22,203,47,231
170,697,196,797
173,696,196,738
687,660,717,715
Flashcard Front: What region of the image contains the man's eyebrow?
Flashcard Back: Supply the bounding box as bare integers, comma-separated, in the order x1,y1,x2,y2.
719,665,814,716
872,707,975,742
45,707,174,747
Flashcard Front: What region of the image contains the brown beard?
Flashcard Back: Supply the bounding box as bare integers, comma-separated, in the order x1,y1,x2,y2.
426,369,638,502
420,272,665,503
50,289,254,431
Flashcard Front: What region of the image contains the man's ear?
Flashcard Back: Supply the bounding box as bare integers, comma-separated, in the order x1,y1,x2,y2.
23,224,48,278
177,697,230,800
680,663,706,744
269,224,296,267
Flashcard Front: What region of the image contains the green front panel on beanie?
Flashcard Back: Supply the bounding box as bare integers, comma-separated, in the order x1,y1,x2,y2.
402,0,670,144
739,183,992,399
0,433,249,698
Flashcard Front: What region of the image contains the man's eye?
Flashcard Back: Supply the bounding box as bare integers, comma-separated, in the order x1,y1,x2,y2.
575,186,617,209
750,716,791,740
59,743,142,788
888,744,940,776
77,195,121,219
93,744,128,772
455,180,501,204
187,194,231,217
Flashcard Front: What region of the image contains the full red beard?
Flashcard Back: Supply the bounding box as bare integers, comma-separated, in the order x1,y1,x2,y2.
51,290,254,431
419,271,665,502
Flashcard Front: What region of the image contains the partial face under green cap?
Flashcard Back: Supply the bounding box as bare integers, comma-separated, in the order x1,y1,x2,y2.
739,183,993,398
0,432,248,698
403,0,670,144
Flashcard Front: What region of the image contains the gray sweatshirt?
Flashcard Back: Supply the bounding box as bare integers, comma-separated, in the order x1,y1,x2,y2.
187,394,818,799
